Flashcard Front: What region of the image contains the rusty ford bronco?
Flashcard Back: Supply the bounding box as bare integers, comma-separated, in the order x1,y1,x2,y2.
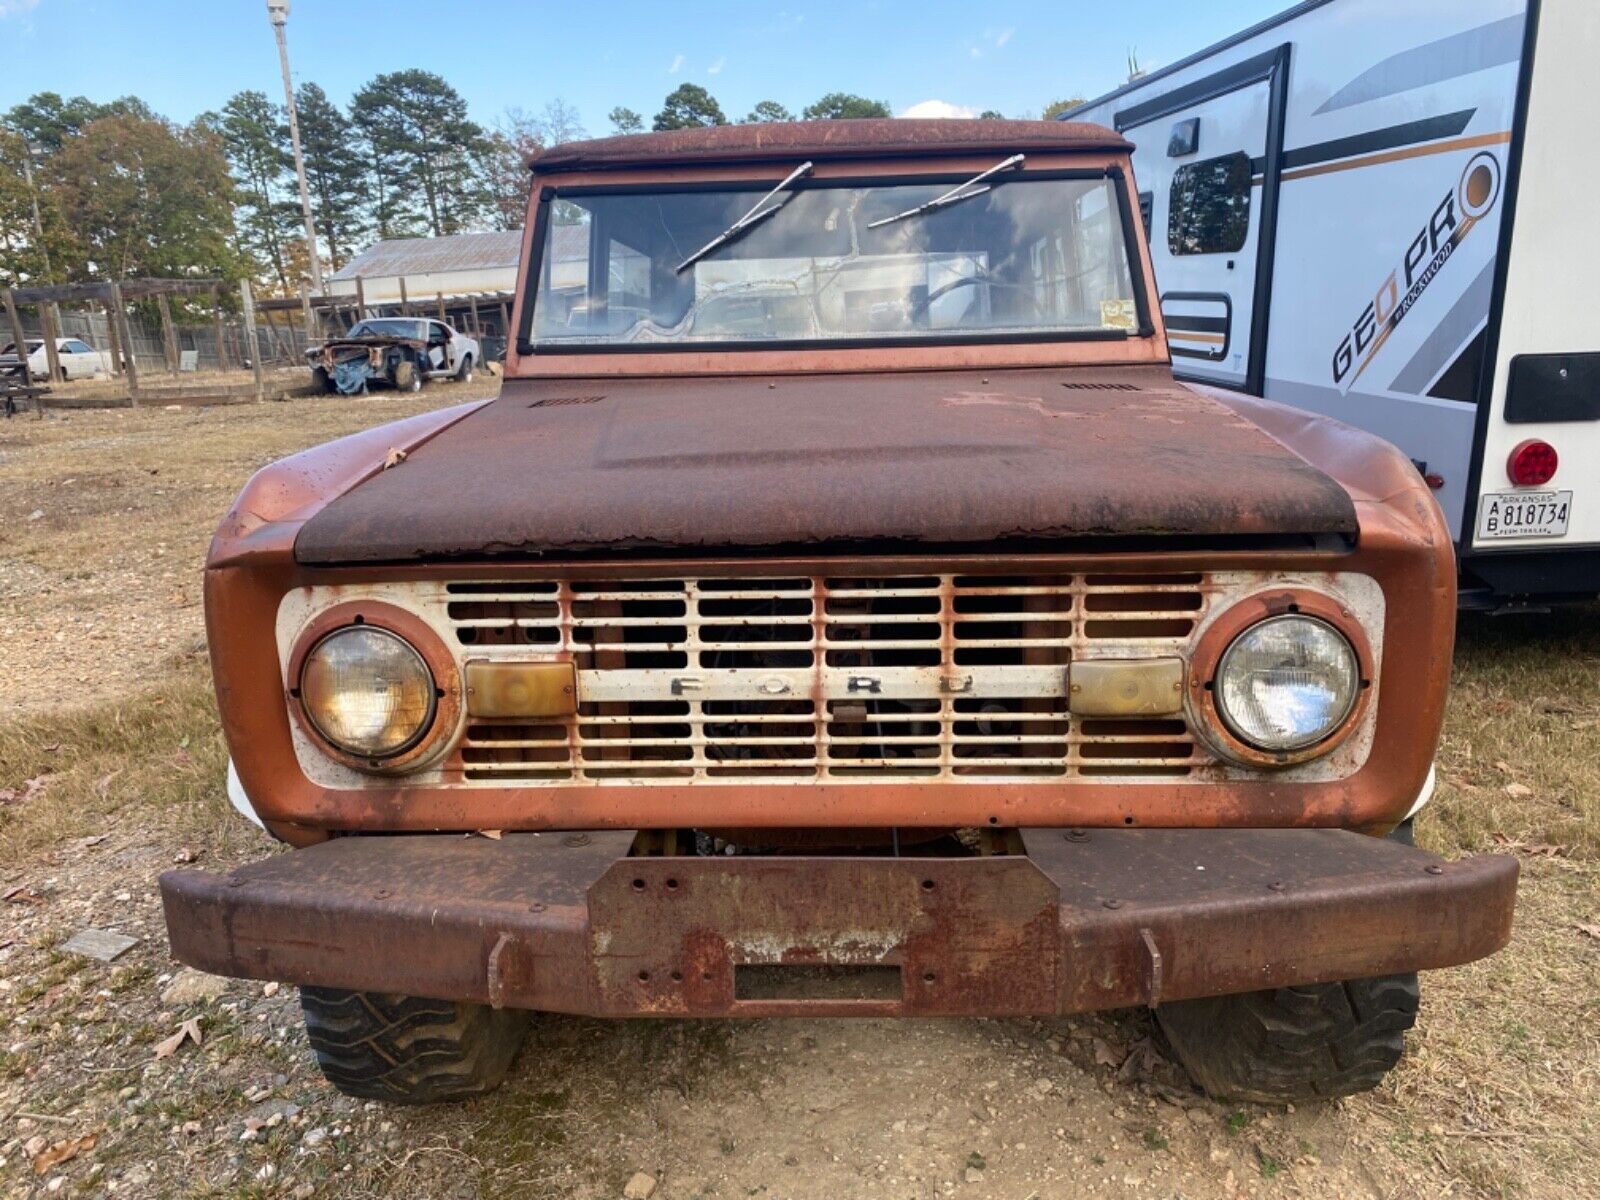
161,120,1517,1106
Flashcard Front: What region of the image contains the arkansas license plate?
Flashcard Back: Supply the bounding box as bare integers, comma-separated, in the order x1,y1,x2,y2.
1476,490,1572,539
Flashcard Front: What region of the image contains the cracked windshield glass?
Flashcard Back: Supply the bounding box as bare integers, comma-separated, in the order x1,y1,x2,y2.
530,175,1139,347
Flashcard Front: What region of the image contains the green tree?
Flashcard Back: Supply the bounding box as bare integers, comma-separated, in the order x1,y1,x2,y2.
802,93,892,120
978,110,1005,120
4,91,154,153
51,113,240,282
608,106,644,135
653,84,728,131
745,100,794,124
1041,97,1086,121
208,90,297,292
350,70,490,238
0,128,75,288
296,82,368,270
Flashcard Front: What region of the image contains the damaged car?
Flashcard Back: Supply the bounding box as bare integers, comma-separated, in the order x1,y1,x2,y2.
307,317,480,395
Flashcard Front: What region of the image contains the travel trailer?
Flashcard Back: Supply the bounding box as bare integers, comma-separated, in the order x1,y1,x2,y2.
1068,0,1597,605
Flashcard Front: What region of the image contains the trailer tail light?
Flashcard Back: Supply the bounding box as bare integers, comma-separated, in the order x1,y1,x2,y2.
1506,439,1558,487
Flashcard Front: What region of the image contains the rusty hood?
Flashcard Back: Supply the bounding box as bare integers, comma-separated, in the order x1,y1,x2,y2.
293,369,1358,564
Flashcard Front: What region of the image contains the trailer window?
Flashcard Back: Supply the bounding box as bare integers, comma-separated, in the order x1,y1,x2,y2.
1168,152,1251,256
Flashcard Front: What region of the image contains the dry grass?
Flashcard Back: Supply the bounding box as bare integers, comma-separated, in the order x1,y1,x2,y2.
0,658,230,863
1428,607,1600,857
0,377,496,717
1,394,1598,1199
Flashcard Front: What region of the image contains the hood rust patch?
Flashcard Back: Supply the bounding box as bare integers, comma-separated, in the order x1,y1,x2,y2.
294,368,1358,564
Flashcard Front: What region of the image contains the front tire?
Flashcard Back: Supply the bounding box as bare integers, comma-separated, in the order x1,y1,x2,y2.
299,987,530,1105
311,365,336,394
1156,973,1420,1104
455,353,474,383
391,358,422,393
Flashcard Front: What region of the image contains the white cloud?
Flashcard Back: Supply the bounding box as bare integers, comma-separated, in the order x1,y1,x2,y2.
898,100,980,120
707,57,725,75
995,27,1014,48
969,46,982,59
668,53,685,74
0,0,41,17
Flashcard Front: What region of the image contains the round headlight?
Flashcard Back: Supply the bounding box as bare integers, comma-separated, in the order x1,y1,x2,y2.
299,626,436,759
1215,615,1359,752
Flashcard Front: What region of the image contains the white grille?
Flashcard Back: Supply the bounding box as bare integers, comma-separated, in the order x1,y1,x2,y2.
445,574,1208,784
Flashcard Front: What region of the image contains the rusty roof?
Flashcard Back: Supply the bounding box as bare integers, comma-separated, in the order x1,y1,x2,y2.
530,119,1129,174
294,367,1357,564
328,230,524,282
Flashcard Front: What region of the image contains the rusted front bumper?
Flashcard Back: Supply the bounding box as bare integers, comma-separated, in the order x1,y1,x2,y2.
161,830,1516,1017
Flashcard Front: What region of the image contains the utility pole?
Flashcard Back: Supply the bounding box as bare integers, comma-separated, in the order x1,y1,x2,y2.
267,0,324,295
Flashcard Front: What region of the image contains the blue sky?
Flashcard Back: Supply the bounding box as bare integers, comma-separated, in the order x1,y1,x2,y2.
1,0,1287,128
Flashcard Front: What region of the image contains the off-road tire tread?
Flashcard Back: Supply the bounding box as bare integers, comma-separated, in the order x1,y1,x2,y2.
1156,973,1420,1104
300,987,529,1104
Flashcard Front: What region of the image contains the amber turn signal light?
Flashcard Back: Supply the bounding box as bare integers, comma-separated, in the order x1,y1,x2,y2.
464,661,579,719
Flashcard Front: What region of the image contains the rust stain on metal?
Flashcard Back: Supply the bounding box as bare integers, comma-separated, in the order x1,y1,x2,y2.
292,368,1359,566
159,829,1517,1019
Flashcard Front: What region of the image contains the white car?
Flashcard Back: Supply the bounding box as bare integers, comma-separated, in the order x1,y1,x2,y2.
0,337,115,381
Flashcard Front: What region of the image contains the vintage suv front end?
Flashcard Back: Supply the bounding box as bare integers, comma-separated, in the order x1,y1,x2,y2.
163,120,1516,1106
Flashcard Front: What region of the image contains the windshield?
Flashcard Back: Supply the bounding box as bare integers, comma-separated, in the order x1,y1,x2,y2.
527,174,1141,349
350,319,428,340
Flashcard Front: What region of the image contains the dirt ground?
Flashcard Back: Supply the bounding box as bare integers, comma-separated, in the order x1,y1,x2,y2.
1,387,1597,1200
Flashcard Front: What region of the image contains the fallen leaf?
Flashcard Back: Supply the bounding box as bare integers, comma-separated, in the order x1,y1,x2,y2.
1502,782,1533,799
1116,1036,1167,1082
173,847,198,864
1091,1037,1122,1068
0,774,54,805
80,834,110,848
383,447,408,469
154,1017,203,1060
1576,923,1600,941
32,1133,97,1175
475,829,504,840
1491,833,1570,858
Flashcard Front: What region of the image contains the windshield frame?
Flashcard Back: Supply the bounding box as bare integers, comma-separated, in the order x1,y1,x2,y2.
516,166,1153,357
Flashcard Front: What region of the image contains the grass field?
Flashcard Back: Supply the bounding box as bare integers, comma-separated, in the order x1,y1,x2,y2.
1,391,1596,1199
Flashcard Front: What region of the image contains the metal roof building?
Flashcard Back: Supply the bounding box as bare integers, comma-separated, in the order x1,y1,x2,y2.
324,230,525,306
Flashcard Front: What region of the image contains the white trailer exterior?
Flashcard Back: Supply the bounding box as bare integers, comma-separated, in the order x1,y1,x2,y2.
1069,0,1597,604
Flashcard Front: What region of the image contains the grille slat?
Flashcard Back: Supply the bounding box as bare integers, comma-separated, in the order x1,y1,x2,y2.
448,573,1211,784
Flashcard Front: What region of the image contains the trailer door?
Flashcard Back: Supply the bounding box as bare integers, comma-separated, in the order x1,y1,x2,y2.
1116,49,1288,392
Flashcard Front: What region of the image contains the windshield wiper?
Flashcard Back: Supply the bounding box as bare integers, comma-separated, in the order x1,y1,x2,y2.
866,153,1026,229
675,160,815,273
